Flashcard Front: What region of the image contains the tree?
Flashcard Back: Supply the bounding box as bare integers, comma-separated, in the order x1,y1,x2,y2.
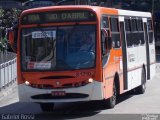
0,7,21,52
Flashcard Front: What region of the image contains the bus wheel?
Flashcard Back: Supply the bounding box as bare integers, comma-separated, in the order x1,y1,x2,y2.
104,82,117,109
136,68,146,94
40,103,54,112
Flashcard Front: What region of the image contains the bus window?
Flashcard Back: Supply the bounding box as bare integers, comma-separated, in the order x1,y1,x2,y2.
137,19,145,45
131,19,137,32
101,16,111,66
137,19,143,31
101,29,111,67
125,18,131,32
101,16,109,28
125,18,133,47
101,16,109,56
131,18,139,46
110,17,120,48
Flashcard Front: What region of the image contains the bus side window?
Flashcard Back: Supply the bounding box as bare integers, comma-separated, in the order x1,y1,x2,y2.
137,19,145,45
101,16,111,66
147,19,154,44
125,18,133,47
101,16,110,55
131,18,139,46
110,17,120,48
101,16,109,28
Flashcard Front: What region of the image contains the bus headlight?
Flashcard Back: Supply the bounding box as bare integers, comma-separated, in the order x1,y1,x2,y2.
25,81,30,86
88,78,93,83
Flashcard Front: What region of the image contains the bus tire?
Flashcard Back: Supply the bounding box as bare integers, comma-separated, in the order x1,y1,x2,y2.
39,103,54,112
135,68,146,94
104,82,117,109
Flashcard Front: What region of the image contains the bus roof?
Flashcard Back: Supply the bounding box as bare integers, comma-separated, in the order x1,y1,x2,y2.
118,9,151,18
21,5,118,16
21,5,151,18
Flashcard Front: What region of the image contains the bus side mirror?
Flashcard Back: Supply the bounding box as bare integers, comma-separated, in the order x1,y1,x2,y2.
7,25,18,53
101,29,112,51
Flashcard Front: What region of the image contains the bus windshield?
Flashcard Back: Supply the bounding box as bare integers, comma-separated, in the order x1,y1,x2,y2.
21,24,96,71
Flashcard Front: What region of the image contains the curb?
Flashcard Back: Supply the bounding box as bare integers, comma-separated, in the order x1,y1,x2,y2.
0,81,17,101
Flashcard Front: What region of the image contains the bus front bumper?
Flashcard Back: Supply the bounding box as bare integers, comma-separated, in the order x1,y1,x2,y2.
18,81,103,103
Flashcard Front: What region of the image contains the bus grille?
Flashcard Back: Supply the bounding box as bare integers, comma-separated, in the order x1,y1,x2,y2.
31,93,89,99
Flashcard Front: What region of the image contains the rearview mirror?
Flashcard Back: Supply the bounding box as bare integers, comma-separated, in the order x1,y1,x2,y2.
101,28,112,51
7,25,18,53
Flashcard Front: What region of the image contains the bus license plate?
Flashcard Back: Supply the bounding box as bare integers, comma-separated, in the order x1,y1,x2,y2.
51,91,66,96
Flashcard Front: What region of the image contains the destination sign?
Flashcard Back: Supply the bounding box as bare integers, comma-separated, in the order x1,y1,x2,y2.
21,10,96,25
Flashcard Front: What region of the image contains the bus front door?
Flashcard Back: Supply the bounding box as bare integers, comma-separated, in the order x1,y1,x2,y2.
120,22,128,90
144,22,150,80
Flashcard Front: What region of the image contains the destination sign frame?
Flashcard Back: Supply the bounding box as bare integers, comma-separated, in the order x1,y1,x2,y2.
21,10,96,25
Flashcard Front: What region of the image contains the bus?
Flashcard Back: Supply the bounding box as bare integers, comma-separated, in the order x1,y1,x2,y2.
8,5,156,112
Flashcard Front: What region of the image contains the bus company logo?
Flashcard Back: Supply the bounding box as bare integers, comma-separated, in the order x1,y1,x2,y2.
128,53,135,62
142,114,159,120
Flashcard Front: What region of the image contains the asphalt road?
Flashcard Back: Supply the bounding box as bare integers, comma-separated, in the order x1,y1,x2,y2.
0,64,160,120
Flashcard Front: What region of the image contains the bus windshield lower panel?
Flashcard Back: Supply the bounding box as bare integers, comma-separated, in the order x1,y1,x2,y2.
21,25,96,71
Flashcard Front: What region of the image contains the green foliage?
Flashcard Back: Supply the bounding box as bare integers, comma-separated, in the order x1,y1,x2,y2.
0,8,4,18
0,8,21,28
0,37,7,51
0,8,21,51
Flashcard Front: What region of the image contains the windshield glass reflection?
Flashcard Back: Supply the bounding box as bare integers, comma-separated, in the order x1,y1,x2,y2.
21,25,96,71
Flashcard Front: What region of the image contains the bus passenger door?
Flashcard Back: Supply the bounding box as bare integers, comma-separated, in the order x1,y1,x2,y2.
120,21,128,90
144,22,150,80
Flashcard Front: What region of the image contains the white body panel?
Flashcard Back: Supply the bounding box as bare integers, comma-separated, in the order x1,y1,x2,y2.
118,9,155,91
127,46,146,90
18,81,103,103
149,42,156,79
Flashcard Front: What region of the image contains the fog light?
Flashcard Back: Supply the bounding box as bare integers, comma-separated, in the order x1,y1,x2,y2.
25,81,30,85
88,78,93,83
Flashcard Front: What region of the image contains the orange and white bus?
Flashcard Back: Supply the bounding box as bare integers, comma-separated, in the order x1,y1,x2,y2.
8,5,156,111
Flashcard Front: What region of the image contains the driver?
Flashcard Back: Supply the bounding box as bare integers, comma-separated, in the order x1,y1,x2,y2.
79,34,95,52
